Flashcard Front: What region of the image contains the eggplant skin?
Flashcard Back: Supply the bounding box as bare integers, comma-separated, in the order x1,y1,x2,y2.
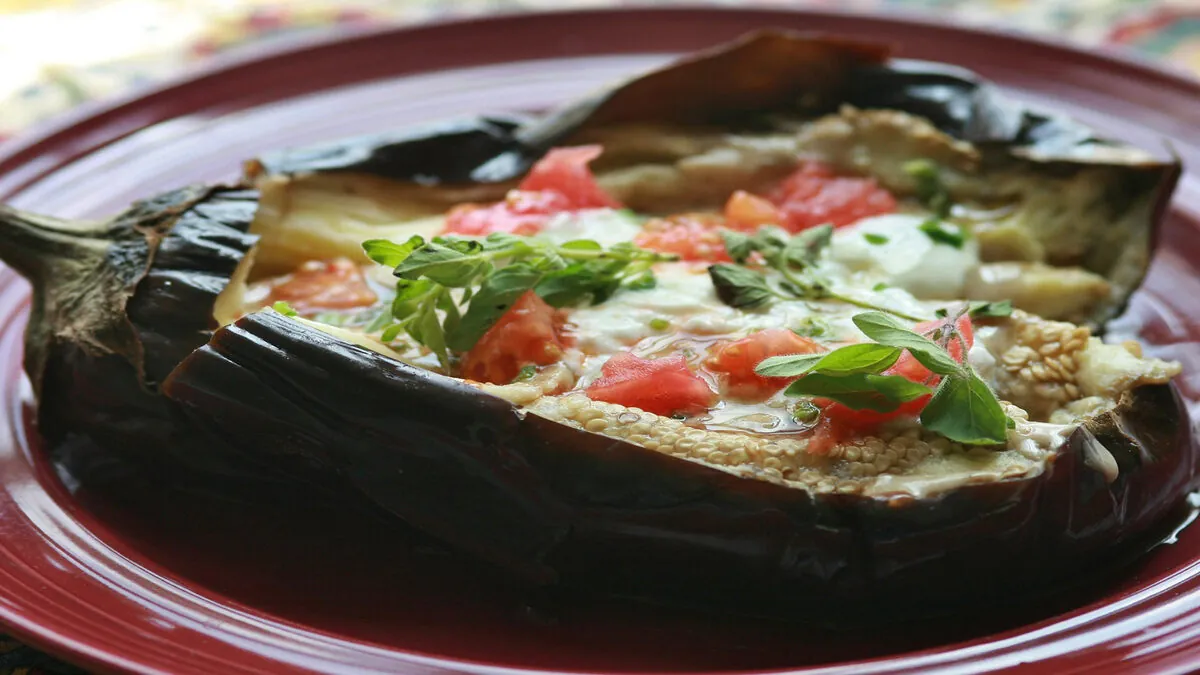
0,186,264,477
246,114,533,184
162,312,1196,621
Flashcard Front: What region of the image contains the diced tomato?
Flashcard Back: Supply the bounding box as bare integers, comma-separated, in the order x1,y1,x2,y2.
723,190,783,231
443,145,620,237
808,315,975,451
769,161,896,232
461,291,566,385
705,328,824,401
634,214,731,262
806,414,858,456
444,190,573,236
516,145,622,209
586,352,715,416
268,258,377,313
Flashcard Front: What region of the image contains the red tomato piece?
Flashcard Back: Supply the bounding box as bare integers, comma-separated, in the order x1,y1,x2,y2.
634,214,731,262
517,145,622,209
723,190,783,231
705,328,824,401
586,352,716,416
444,190,572,236
809,315,975,450
460,291,566,385
806,414,859,456
769,161,897,232
443,145,621,236
268,258,377,313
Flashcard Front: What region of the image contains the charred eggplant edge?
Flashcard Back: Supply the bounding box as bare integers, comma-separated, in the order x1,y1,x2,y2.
161,310,1194,614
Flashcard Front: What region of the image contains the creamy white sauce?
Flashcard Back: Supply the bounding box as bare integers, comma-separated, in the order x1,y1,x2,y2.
539,209,645,247
565,211,989,356
1077,428,1120,484
829,213,980,299
1008,418,1073,461
968,327,999,386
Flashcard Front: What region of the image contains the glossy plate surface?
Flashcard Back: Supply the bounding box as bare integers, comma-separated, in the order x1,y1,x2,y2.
1,7,1200,674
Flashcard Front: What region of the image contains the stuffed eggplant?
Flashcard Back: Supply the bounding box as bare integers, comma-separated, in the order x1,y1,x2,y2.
1,32,1192,621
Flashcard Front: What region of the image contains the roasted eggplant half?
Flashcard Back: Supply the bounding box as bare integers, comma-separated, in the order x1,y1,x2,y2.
0,32,1192,622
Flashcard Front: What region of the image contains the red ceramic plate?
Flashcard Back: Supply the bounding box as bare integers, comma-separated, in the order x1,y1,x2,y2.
1,7,1199,674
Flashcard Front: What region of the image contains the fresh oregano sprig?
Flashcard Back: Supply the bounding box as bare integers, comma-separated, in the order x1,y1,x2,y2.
362,232,674,369
756,309,1011,445
710,224,928,322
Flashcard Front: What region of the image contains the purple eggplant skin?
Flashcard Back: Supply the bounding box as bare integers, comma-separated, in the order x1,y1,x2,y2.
162,311,1196,622
248,114,534,184
0,186,272,480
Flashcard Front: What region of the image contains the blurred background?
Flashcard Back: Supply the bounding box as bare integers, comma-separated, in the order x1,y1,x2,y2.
0,0,1198,143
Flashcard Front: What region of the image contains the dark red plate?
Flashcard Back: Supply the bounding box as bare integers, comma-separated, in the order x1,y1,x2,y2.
2,7,1200,674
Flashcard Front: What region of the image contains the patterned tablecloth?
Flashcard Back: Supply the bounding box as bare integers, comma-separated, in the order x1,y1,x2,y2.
0,0,1198,672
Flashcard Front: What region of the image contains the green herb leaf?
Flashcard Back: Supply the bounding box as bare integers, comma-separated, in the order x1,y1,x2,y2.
721,230,755,264
756,343,902,379
904,158,952,218
391,278,436,318
559,239,603,252
782,224,833,269
791,317,829,338
918,219,966,249
791,400,821,425
513,365,538,382
708,264,776,309
363,236,425,268
626,272,657,291
271,301,298,317
380,323,406,342
968,300,1013,318
410,301,449,369
649,317,671,331
393,239,491,286
871,282,889,292
535,259,621,306
784,373,932,413
754,353,824,378
852,312,963,376
919,371,1009,444
863,233,889,245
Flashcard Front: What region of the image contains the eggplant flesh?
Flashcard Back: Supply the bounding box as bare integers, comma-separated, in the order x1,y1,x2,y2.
0,32,1191,622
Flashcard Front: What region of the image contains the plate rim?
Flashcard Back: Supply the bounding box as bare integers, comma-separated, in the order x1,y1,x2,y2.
3,3,1199,201
0,6,1199,674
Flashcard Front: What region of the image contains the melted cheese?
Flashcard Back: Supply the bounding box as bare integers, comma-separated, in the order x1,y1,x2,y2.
828,213,980,299
539,209,645,247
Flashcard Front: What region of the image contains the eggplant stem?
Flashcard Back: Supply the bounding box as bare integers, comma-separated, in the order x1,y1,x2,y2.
0,204,107,280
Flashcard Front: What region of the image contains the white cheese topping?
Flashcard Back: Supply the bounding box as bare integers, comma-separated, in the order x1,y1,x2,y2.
539,209,645,248
829,213,980,299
